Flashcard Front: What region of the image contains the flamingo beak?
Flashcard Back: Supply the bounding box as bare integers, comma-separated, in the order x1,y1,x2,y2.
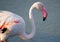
41,6,48,21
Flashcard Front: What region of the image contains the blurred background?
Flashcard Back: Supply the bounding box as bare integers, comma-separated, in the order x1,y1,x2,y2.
0,0,60,42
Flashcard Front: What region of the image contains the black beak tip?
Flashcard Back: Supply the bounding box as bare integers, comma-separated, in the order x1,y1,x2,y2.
43,17,46,21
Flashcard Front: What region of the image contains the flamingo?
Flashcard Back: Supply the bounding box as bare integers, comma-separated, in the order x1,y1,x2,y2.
0,2,48,42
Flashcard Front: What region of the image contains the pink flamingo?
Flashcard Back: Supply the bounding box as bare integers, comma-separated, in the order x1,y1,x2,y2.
0,2,48,42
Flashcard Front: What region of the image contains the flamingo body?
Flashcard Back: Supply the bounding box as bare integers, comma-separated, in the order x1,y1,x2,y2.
0,11,25,41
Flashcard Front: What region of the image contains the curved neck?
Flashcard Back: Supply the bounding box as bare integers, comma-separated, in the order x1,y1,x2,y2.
20,2,47,40
29,4,36,19
22,3,36,40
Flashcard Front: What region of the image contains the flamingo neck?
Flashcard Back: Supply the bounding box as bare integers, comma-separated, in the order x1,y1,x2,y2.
21,3,36,40
29,4,35,19
20,2,47,40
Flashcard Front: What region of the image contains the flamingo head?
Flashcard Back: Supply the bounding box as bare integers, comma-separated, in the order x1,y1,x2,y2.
35,2,48,21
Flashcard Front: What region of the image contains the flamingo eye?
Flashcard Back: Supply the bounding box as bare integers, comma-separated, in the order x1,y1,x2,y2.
1,28,7,33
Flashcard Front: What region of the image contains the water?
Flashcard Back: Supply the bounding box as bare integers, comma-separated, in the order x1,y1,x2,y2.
0,0,60,42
